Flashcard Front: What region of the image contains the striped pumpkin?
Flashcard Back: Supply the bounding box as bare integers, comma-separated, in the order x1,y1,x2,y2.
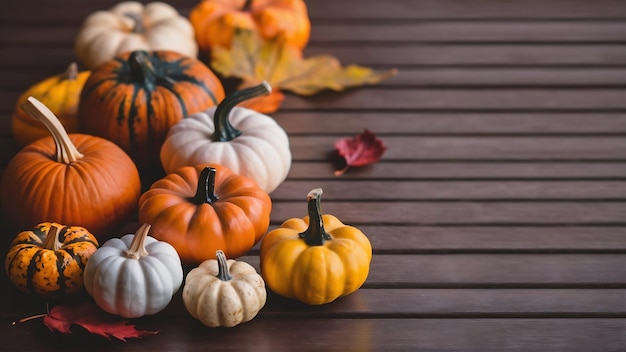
5,222,99,297
78,50,225,168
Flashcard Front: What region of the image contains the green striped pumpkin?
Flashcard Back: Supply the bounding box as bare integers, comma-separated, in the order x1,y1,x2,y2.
5,222,99,297
78,50,225,169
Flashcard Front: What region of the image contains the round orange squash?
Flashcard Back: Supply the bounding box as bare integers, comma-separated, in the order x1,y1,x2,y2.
189,0,310,51
1,97,141,239
138,164,272,263
78,50,225,169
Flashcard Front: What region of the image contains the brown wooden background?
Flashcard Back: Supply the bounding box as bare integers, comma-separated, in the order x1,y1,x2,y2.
2,0,626,350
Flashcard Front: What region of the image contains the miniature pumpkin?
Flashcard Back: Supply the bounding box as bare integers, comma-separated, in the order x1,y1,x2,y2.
160,81,291,193
1,97,141,239
79,50,225,168
83,223,183,318
75,1,198,69
183,250,266,327
189,0,310,51
260,188,372,305
5,222,99,297
138,164,271,263
12,62,90,147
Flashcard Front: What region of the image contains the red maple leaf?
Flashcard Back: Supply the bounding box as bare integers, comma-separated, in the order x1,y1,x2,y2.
41,302,158,341
334,129,387,176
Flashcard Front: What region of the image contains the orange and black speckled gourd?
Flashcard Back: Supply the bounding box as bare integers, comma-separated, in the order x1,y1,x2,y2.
5,222,99,297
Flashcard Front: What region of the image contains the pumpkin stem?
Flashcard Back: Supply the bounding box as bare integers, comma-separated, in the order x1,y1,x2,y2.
188,167,220,204
215,250,232,281
126,223,151,259
128,51,176,92
123,12,144,33
299,188,332,246
42,225,63,251
21,96,84,164
62,62,78,81
242,0,254,11
212,81,272,142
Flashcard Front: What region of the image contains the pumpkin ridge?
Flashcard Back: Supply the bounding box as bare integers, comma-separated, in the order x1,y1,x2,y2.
54,251,68,293
164,57,219,107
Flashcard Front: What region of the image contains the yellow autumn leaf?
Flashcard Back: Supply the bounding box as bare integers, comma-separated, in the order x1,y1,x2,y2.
211,29,398,97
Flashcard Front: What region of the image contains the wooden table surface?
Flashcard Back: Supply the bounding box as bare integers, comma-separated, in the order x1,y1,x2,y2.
2,0,626,351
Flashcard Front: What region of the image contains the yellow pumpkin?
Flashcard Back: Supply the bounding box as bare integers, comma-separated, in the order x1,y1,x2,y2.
260,188,372,305
12,62,89,147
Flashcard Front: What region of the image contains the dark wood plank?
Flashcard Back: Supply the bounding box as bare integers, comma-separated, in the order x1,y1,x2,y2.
9,68,626,91
287,161,626,179
309,21,626,43
237,254,626,287
270,201,626,225
272,180,626,200
355,226,626,252
289,136,626,161
5,0,626,22
7,21,626,46
4,45,626,69
281,88,626,110
274,112,626,134
304,45,626,66
3,317,626,352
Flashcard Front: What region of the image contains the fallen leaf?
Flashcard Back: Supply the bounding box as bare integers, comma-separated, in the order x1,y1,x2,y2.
42,302,158,341
211,29,397,113
334,129,387,176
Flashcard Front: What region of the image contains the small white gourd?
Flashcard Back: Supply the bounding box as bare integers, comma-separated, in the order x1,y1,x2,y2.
83,223,183,318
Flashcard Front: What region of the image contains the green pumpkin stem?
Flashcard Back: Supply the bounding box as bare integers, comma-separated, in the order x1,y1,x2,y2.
299,188,332,246
242,0,254,11
188,167,220,204
215,250,232,281
128,51,176,91
126,223,150,259
42,225,63,251
212,81,272,142
21,96,84,164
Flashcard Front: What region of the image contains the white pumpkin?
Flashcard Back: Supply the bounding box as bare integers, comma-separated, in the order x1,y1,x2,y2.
160,82,291,194
75,1,198,69
83,223,183,318
183,250,266,327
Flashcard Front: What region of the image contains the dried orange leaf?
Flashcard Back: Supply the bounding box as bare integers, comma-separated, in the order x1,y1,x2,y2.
211,29,397,98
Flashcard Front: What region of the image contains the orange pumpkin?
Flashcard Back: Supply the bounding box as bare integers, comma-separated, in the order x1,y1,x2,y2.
189,0,310,51
138,164,272,263
1,97,141,239
78,50,225,168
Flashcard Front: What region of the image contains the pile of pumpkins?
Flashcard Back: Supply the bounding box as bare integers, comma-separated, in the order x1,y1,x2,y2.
3,0,372,328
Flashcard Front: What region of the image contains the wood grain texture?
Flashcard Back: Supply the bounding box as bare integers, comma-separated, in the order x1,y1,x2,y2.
1,0,625,350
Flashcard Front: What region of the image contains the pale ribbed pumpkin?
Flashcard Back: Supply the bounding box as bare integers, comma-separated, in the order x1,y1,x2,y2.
183,250,266,327
75,1,198,69
83,223,183,318
160,82,291,193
